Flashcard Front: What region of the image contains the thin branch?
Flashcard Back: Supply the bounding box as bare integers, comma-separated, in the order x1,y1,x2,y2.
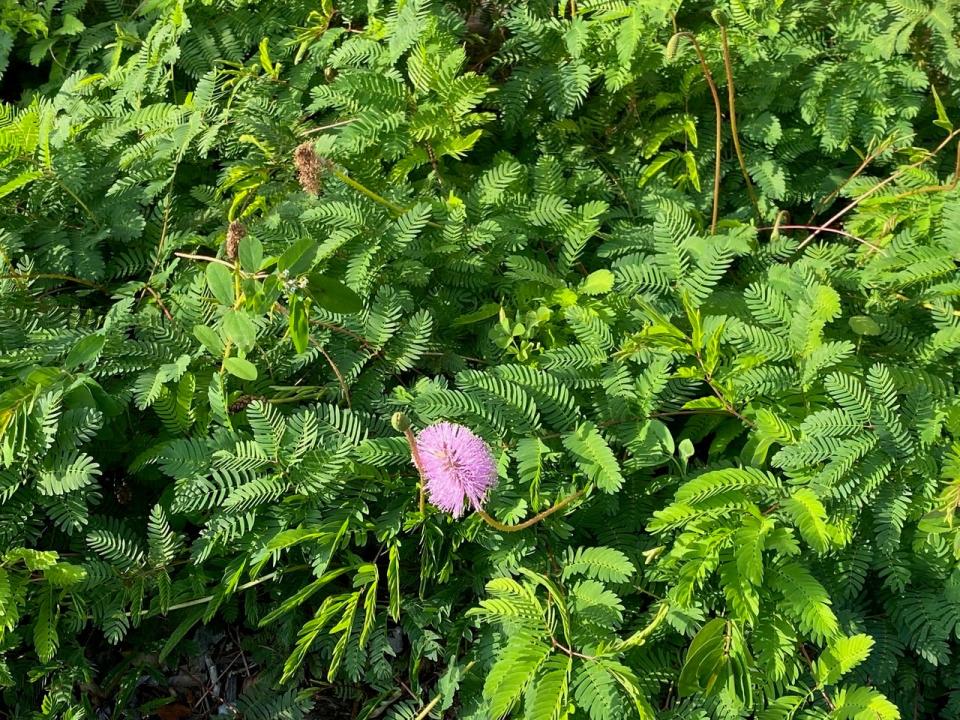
807,135,898,222
474,489,585,533
402,426,428,513
0,272,107,292
798,128,960,250
299,118,356,136
51,172,100,226
895,292,960,317
314,318,374,349
174,251,238,270
421,351,489,365
317,344,351,409
674,32,724,234
885,135,960,200
142,284,175,321
719,26,759,218
412,661,476,720
800,643,836,711
326,166,443,229
551,638,595,661
274,303,352,408
758,224,883,252
104,564,310,621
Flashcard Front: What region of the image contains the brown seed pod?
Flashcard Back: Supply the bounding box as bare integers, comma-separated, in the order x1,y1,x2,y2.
228,394,265,414
293,141,323,196
225,221,246,261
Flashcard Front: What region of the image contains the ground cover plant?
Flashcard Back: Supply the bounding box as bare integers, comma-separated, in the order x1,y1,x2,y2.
1,0,960,717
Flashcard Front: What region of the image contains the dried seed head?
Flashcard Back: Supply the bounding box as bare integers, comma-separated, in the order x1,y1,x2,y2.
225,221,246,261
294,141,324,196
229,394,264,414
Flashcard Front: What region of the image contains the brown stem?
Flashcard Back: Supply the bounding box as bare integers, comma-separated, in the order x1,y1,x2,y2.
807,137,895,222
675,32,723,235
175,251,262,273
274,303,352,408
317,345,351,409
758,224,882,252
885,136,960,200
142,284,175,321
552,637,594,660
719,26,759,218
403,427,427,513
412,661,476,720
800,643,836,711
0,272,107,292
474,489,585,532
300,118,356,136
799,128,960,250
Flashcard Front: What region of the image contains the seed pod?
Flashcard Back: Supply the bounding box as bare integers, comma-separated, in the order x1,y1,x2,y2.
229,394,264,414
293,141,323,196
225,221,246,261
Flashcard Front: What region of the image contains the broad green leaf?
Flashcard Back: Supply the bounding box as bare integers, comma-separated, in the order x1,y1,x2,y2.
579,269,614,296
306,274,363,314
205,263,235,305
193,324,224,355
64,334,105,370
815,634,874,686
222,310,257,353
277,237,317,275
0,170,43,199
223,356,258,380
238,234,264,273
288,294,310,353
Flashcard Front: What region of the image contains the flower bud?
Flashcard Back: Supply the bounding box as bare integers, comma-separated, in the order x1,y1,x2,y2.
391,412,411,432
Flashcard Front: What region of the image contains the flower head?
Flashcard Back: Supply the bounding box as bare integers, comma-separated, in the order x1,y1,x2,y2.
225,220,246,261
293,141,324,196
416,422,498,518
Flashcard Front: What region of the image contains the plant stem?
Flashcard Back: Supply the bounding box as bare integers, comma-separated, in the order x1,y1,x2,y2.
175,251,253,272
799,643,836,711
758,224,882,252
0,272,107,292
719,26,759,218
52,173,100,226
474,488,585,532
327,167,442,228
403,427,427,513
413,661,476,720
807,135,896,222
300,118,356,136
798,128,960,249
676,32,724,234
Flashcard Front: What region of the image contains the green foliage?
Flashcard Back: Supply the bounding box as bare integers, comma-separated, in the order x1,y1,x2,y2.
1,0,960,717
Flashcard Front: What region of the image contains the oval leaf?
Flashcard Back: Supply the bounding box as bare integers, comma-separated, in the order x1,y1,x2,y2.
223,356,258,380
306,274,363,314
206,263,235,305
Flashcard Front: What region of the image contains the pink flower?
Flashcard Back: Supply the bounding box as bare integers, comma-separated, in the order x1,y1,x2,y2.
416,422,498,517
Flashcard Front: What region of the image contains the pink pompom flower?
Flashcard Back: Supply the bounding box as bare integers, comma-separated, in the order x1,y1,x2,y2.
415,422,498,518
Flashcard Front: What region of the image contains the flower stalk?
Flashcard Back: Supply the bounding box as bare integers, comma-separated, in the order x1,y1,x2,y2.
473,488,585,533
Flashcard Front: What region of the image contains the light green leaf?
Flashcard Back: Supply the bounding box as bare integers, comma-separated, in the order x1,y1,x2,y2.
205,263,235,305
223,356,258,380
